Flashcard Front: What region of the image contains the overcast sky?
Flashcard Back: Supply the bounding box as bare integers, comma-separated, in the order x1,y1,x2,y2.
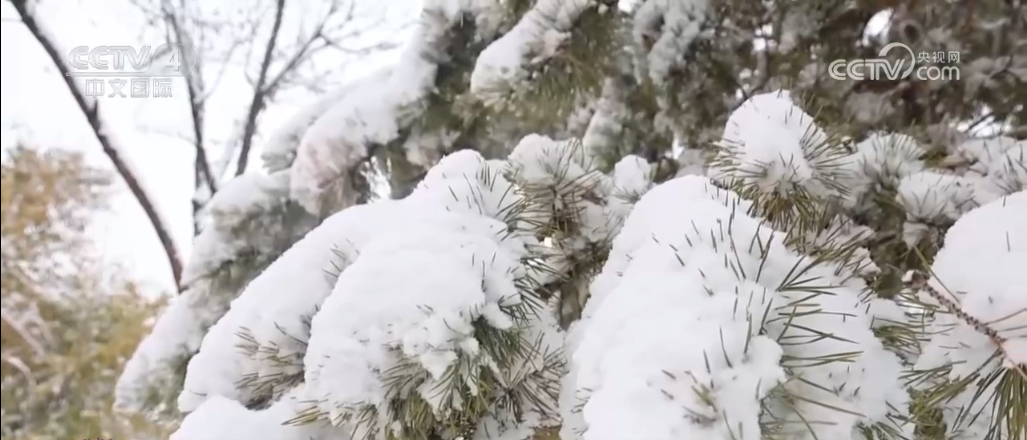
1,0,414,297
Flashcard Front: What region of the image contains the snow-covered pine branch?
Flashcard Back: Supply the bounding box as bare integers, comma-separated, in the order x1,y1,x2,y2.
113,92,336,418
290,0,506,216
562,175,909,440
709,91,878,276
114,169,317,419
113,0,1027,435
633,0,708,90
170,149,568,439
896,137,1025,247
469,0,593,106
506,134,653,326
907,191,1026,440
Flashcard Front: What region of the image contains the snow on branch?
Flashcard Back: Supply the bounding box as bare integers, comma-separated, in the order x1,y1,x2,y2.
895,137,1024,246
176,198,410,413
564,175,910,440
170,384,345,440
505,134,653,326
469,0,593,105
114,170,316,417
909,190,1026,440
633,0,708,88
260,86,355,174
298,150,561,438
709,91,847,202
170,149,565,439
289,0,504,216
10,0,184,287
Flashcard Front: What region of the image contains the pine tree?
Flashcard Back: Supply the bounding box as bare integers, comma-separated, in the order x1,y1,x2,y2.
117,0,1025,439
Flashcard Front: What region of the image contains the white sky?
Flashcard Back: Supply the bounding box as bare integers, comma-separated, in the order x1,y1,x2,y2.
1,0,416,297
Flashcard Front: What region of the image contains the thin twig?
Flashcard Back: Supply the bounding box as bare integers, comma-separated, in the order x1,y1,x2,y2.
234,0,287,176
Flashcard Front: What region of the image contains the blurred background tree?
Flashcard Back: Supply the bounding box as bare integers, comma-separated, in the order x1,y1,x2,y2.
1,145,172,440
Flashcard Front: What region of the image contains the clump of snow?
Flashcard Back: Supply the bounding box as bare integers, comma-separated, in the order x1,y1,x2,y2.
303,215,525,415
566,175,909,440
261,87,356,173
604,155,653,223
177,201,411,412
580,78,630,164
633,0,709,87
893,136,1023,246
710,91,843,199
951,137,1026,195
507,134,598,188
507,134,649,243
470,0,593,105
895,171,997,245
171,385,347,440
950,137,1022,176
912,190,1027,439
838,132,925,210
299,150,557,438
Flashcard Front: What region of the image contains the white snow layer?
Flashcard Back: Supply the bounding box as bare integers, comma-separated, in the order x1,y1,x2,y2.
894,136,1024,245
913,190,1027,440
173,149,563,439
115,170,296,415
506,134,651,245
710,91,839,199
261,86,357,173
172,385,349,440
290,0,504,214
633,0,709,86
837,132,925,210
177,200,411,412
470,0,592,105
564,175,909,440
302,151,540,438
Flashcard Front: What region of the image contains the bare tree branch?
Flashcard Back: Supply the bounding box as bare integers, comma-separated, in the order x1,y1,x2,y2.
234,0,286,176
158,1,218,235
162,3,217,195
9,0,184,289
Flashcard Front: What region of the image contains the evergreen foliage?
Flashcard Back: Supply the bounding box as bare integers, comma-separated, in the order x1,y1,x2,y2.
118,0,1025,439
